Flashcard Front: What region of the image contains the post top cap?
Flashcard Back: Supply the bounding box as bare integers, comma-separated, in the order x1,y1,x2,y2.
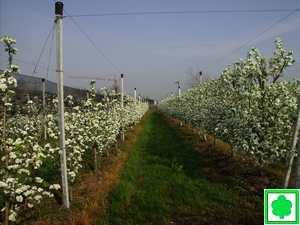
55,2,64,15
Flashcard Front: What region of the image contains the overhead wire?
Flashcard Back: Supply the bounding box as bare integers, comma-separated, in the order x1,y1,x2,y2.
25,23,56,90
52,0,122,87
62,6,300,89
1,54,43,67
202,7,300,72
66,9,298,18
45,23,56,81
0,54,89,87
124,77,135,89
61,9,122,74
31,23,56,76
6,2,299,95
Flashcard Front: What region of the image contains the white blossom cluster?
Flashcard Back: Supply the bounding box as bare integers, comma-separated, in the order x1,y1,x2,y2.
158,38,299,166
1,36,61,224
1,36,148,224
47,85,149,184
0,104,62,222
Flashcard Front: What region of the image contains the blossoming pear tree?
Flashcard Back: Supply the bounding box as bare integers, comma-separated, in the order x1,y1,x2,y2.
159,38,299,166
0,35,149,224
0,36,61,225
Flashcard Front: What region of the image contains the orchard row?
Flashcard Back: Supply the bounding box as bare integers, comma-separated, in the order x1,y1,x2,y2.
0,35,148,223
159,38,299,166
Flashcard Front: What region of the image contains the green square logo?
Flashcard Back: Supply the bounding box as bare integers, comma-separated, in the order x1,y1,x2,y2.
264,189,299,224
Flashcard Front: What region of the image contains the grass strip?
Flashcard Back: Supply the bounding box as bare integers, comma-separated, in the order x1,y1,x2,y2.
98,108,263,225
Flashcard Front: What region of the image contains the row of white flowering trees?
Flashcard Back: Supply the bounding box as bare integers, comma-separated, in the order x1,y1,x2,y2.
0,36,148,224
159,38,299,167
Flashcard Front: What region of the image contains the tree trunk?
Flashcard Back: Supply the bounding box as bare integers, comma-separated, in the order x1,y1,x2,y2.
70,186,73,202
94,148,98,172
4,201,10,225
214,137,218,145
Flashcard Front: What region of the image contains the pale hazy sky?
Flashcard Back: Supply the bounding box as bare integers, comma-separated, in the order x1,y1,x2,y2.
1,0,299,100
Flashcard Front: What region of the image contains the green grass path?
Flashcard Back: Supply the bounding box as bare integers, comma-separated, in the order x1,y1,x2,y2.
98,108,261,225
